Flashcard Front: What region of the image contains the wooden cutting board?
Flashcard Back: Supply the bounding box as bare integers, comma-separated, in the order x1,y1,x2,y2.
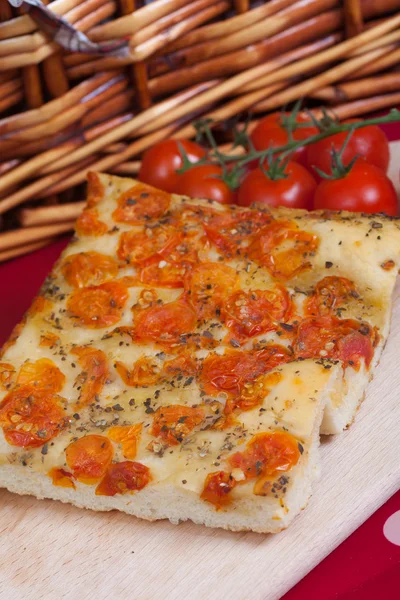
1,148,400,600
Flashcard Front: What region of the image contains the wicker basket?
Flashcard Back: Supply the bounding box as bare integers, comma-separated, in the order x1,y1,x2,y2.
1,0,400,261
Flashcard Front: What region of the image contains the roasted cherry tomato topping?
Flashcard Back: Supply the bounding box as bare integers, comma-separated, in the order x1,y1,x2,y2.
139,260,193,289
16,358,65,393
249,221,319,280
71,347,109,408
95,461,151,496
107,424,143,459
49,467,76,489
210,412,240,431
163,353,198,377
67,281,128,328
133,298,197,345
133,231,199,289
228,431,301,480
200,347,291,399
117,226,182,265
201,208,273,257
305,276,357,317
61,251,118,288
225,371,283,414
201,471,236,509
151,404,205,445
66,435,114,484
293,315,375,369
184,262,239,320
76,208,108,236
27,295,53,317
39,332,60,348
0,387,67,448
223,286,292,340
86,172,104,206
0,363,16,390
112,183,171,225
115,356,160,387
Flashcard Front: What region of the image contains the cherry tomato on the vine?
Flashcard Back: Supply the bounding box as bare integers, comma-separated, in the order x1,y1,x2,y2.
175,164,236,204
313,160,398,216
139,139,206,192
237,162,317,210
250,112,318,166
306,122,390,179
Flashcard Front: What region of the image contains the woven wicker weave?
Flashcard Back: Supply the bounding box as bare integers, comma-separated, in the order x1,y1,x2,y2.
0,0,400,261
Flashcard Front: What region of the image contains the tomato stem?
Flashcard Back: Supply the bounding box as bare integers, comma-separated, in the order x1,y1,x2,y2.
177,108,400,175
312,126,361,180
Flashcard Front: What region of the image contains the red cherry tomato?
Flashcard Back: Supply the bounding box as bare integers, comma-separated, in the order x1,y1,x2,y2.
175,164,236,204
306,122,390,178
237,162,317,210
250,112,318,166
313,160,398,216
139,139,206,192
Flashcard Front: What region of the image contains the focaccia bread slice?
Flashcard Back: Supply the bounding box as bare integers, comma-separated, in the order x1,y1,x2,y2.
0,172,399,533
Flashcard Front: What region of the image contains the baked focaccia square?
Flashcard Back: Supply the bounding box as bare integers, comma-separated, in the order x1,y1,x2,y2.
0,172,399,533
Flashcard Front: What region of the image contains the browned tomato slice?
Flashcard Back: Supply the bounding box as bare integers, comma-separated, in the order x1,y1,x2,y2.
223,286,292,341
0,363,16,390
16,358,65,393
139,260,192,289
0,386,67,448
200,471,236,509
95,461,151,496
200,346,291,398
107,424,142,459
337,329,376,370
67,281,128,328
48,467,76,489
76,208,108,236
304,276,357,317
71,347,109,408
249,221,319,280
27,296,53,317
117,226,182,265
112,183,171,225
86,172,104,207
151,404,205,445
225,371,283,414
137,233,200,289
66,435,114,484
228,431,301,481
293,315,376,369
184,262,239,320
163,353,198,378
115,356,160,387
200,208,273,256
210,412,240,431
39,332,60,348
61,251,118,288
132,298,197,345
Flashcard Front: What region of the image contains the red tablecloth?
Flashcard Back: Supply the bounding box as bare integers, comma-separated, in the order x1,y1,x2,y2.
1,118,399,599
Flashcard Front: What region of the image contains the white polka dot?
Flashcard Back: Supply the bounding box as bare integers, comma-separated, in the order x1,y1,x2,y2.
383,511,400,546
